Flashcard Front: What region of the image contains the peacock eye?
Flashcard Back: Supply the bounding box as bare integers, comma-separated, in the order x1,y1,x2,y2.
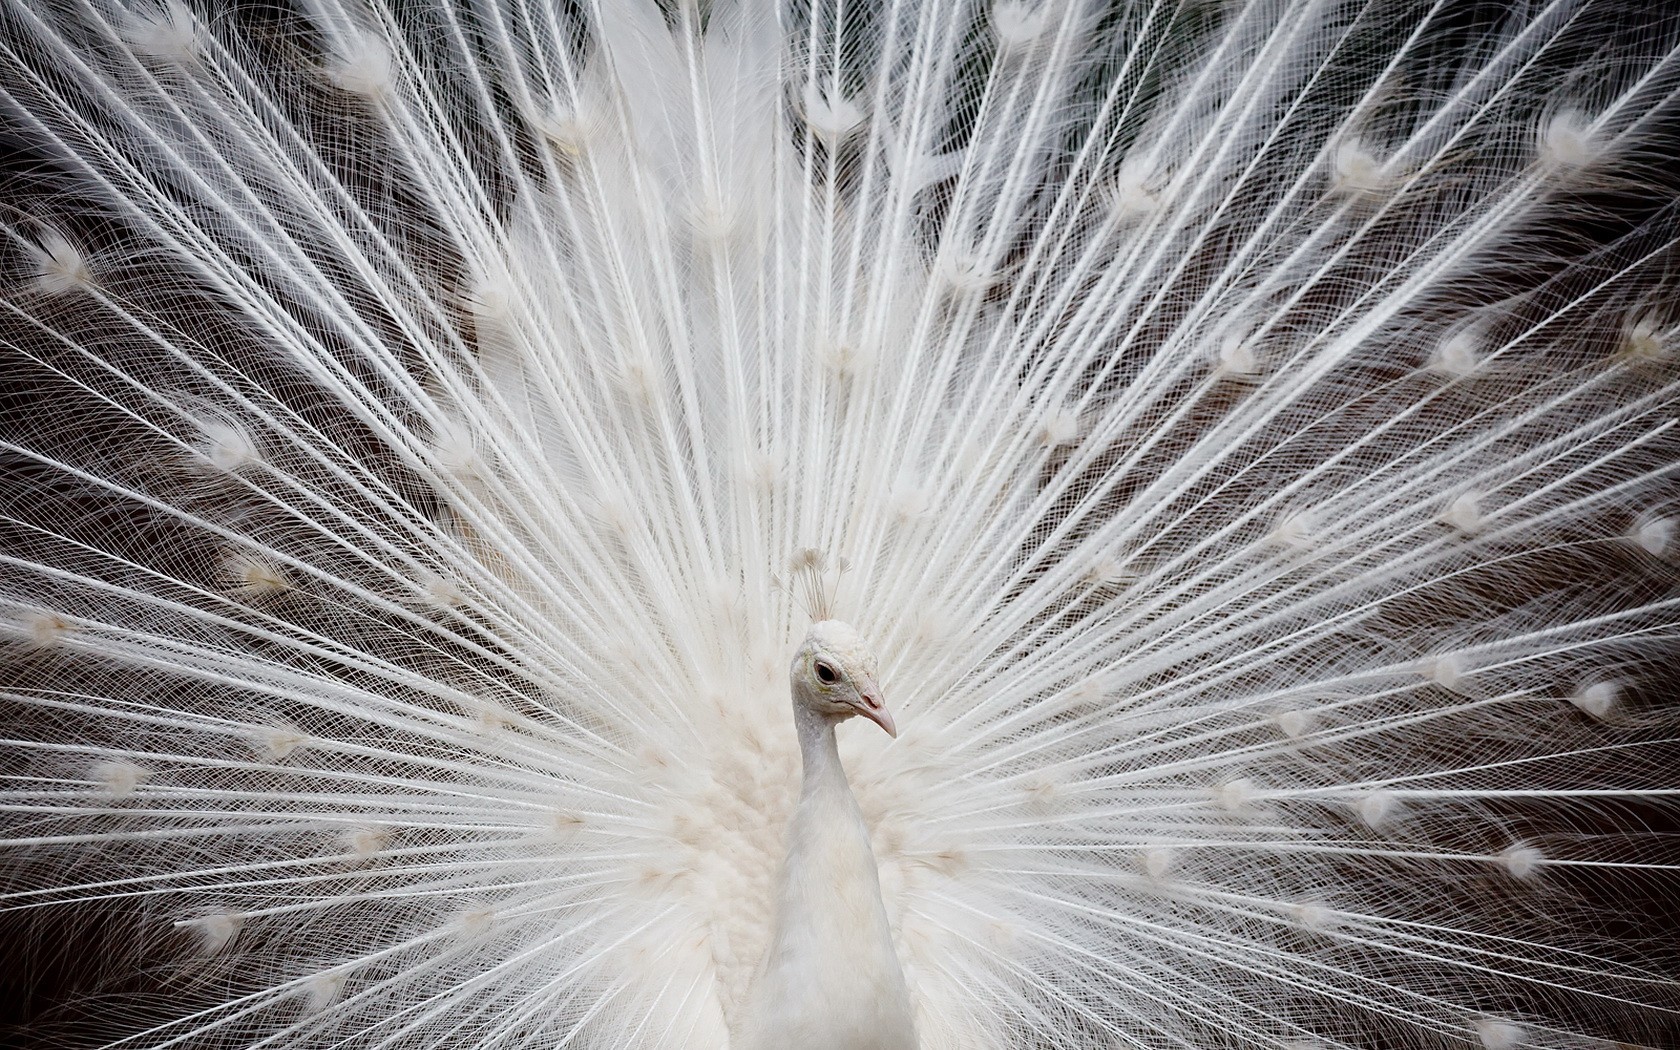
814,660,838,684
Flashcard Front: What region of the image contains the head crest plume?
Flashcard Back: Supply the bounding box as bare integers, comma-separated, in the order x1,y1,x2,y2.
774,548,849,622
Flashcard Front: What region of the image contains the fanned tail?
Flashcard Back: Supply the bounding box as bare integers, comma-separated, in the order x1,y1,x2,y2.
1,1,1677,1047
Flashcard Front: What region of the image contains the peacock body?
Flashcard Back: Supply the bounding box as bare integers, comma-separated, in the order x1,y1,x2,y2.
736,619,916,1049
0,0,1677,1047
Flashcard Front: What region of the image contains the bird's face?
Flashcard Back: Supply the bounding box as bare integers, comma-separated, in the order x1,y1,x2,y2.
793,620,897,737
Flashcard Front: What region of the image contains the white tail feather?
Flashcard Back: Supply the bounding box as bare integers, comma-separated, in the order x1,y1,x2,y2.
1,0,1676,1047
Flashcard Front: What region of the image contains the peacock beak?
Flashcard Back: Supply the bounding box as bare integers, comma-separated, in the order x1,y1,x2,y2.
853,683,897,738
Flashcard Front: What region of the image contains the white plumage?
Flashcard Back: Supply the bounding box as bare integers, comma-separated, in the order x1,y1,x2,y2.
737,619,916,1049
0,0,1676,1048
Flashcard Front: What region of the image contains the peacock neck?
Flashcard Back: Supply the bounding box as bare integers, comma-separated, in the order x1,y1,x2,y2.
792,702,850,802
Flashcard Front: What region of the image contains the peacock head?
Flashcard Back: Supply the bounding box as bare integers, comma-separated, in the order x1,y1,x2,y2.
792,620,897,737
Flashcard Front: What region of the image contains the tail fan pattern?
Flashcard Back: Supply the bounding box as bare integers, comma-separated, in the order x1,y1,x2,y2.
1,0,1677,1047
